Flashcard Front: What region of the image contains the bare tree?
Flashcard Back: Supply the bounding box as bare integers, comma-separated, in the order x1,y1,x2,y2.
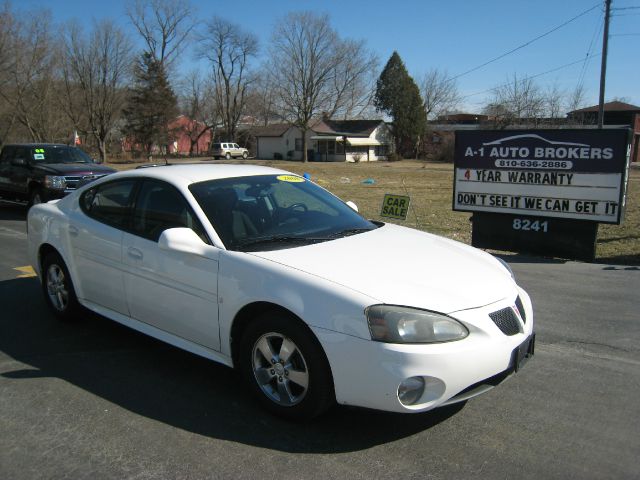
61,20,132,161
0,10,67,143
269,12,376,162
544,82,565,121
421,69,460,120
177,70,218,154
325,39,379,120
198,16,258,142
483,74,544,128
567,84,587,113
244,71,278,126
126,0,194,69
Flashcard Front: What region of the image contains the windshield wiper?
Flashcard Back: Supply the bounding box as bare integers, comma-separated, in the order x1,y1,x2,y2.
237,235,328,249
325,227,374,239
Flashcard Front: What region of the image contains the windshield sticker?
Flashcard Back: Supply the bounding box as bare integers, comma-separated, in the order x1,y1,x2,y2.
277,175,305,183
34,148,44,153
34,153,45,160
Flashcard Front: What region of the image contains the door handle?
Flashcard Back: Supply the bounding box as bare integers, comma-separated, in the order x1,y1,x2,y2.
127,247,143,260
68,225,79,237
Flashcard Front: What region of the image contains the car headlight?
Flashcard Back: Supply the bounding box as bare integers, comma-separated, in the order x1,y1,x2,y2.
366,305,469,344
496,257,515,279
44,175,67,190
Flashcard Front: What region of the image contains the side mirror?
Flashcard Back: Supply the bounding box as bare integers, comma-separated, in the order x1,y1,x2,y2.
346,201,359,212
11,158,26,167
158,228,218,260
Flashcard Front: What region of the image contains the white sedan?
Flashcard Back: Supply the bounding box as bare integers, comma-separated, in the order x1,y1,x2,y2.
27,164,534,420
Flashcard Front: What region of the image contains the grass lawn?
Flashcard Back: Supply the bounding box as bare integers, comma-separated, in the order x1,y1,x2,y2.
107,158,640,265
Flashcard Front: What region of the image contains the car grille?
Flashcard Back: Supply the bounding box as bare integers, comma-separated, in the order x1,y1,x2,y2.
64,174,105,190
515,295,527,323
489,307,522,336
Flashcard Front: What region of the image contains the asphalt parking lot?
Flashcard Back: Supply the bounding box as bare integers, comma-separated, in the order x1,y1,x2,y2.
1,201,638,480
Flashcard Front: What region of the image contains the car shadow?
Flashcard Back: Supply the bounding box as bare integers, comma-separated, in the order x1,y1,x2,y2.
0,277,464,453
0,201,28,220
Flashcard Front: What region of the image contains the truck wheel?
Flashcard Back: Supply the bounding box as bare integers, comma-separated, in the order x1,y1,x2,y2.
225,152,232,160
242,152,248,159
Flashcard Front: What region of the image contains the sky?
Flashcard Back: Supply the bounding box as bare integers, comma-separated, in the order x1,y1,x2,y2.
18,0,640,113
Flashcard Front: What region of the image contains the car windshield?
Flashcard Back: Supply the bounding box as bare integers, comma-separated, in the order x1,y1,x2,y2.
189,174,379,251
30,146,94,164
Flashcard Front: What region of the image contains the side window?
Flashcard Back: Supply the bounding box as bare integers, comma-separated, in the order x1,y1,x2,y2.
81,180,137,229
132,180,207,243
0,147,13,163
14,147,27,161
233,144,240,149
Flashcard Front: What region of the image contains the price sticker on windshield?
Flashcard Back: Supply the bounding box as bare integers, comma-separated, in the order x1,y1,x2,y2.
277,175,305,183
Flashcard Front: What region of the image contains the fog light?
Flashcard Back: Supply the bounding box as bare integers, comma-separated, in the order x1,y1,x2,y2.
398,376,425,406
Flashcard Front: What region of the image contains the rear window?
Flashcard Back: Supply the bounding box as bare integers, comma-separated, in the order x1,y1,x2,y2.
213,143,221,149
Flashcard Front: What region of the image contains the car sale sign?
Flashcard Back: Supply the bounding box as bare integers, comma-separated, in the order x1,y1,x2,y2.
453,129,631,224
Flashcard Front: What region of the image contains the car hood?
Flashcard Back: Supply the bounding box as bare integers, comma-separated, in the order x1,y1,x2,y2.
34,163,116,175
250,223,517,314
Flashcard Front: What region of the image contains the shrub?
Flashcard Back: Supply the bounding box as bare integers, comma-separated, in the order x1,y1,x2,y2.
433,138,455,163
387,152,403,162
352,153,363,163
273,152,283,160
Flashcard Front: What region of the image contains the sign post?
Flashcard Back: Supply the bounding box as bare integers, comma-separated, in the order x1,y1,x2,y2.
453,129,631,260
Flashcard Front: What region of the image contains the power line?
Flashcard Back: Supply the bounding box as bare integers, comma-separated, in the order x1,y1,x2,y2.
576,14,603,92
448,3,601,83
611,33,640,36
459,53,602,100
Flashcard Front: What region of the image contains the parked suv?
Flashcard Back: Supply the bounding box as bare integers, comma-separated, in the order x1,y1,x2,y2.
0,143,116,206
212,142,249,160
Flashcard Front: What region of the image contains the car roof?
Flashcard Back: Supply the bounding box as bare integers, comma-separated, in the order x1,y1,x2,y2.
3,143,70,147
111,164,296,188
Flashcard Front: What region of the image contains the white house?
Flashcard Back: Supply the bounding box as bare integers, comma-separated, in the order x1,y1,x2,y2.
251,119,394,162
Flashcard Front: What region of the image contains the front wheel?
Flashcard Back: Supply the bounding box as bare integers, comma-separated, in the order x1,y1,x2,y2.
242,151,248,159
239,312,334,420
42,252,80,321
29,188,43,208
225,152,231,160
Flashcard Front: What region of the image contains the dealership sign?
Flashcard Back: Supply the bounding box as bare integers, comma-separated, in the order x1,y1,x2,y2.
453,129,631,224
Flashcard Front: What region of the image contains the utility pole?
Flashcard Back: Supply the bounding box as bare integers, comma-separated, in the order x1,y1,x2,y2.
598,0,612,129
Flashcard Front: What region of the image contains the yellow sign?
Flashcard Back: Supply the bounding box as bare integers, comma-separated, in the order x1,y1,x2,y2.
380,194,410,220
277,175,305,183
13,266,36,278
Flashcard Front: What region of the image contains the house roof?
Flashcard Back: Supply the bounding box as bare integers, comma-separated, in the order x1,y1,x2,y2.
250,123,291,137
568,101,640,114
313,119,384,137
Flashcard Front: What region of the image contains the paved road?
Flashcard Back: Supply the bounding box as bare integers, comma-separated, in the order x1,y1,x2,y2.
1,202,638,480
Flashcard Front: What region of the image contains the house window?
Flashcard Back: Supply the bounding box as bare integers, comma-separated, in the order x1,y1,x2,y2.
327,141,335,154
336,141,344,154
295,138,303,151
374,145,390,156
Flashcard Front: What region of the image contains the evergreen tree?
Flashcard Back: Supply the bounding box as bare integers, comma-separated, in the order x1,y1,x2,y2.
374,52,425,157
124,52,178,155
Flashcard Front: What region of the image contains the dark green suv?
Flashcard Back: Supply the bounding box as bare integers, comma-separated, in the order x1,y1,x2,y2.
0,143,116,206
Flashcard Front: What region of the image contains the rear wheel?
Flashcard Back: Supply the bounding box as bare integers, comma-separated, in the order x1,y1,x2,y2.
42,252,80,321
239,311,334,420
225,152,232,160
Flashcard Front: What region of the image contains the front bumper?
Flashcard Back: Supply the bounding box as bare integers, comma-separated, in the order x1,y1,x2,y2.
312,288,534,413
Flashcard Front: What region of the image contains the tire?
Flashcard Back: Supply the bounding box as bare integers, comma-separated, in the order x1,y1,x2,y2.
239,311,334,420
41,252,81,321
225,152,231,160
214,156,220,160
242,151,248,159
28,188,43,208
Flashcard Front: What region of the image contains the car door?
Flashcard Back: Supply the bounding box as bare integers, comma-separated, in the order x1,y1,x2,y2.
68,178,137,315
121,179,221,351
